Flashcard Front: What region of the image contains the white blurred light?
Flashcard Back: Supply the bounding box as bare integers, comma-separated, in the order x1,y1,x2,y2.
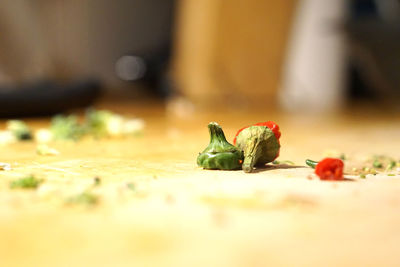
115,55,146,81
35,128,53,143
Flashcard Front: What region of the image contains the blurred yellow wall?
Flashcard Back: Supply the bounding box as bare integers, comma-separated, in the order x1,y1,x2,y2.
173,0,297,108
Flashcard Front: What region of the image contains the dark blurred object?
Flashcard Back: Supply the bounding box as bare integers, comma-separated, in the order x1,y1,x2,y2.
347,0,400,101
0,79,101,118
115,45,173,98
81,0,176,97
0,0,176,117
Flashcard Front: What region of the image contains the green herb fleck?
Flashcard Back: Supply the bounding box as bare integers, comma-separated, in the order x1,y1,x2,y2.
126,182,135,191
339,153,347,160
67,191,99,206
10,175,43,189
373,160,383,169
387,174,396,177
359,174,366,179
386,161,396,171
273,160,295,165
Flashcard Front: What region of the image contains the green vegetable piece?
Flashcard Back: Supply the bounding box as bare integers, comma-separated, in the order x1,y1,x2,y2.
7,120,32,140
36,144,59,156
10,175,43,189
373,160,383,169
126,182,136,191
387,174,395,177
50,115,85,141
235,126,280,173
386,161,396,171
197,122,243,170
67,191,99,206
93,177,101,186
306,159,319,169
359,174,366,179
85,108,121,137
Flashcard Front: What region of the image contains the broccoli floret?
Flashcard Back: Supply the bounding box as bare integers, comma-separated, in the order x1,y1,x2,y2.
50,115,85,141
7,120,32,140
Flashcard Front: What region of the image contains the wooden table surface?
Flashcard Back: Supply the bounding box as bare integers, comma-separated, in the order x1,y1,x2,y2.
1,98,400,267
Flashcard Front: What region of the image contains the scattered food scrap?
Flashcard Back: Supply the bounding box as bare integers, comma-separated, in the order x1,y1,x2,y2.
0,162,11,171
0,108,145,146
85,109,144,138
36,144,59,156
50,115,85,141
272,160,295,165
10,175,43,189
126,182,136,191
66,191,99,206
349,155,400,177
93,177,101,187
7,120,32,140
85,109,123,137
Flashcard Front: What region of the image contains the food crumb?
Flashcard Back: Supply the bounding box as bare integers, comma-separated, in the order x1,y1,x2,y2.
165,194,175,204
93,177,101,186
211,209,228,227
126,182,135,191
66,191,99,206
0,162,11,171
36,144,59,156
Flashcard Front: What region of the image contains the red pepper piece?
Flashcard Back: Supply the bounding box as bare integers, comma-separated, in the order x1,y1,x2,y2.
233,121,281,145
315,158,344,181
254,121,281,140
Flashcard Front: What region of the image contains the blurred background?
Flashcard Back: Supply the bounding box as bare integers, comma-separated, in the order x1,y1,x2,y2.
0,0,399,116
